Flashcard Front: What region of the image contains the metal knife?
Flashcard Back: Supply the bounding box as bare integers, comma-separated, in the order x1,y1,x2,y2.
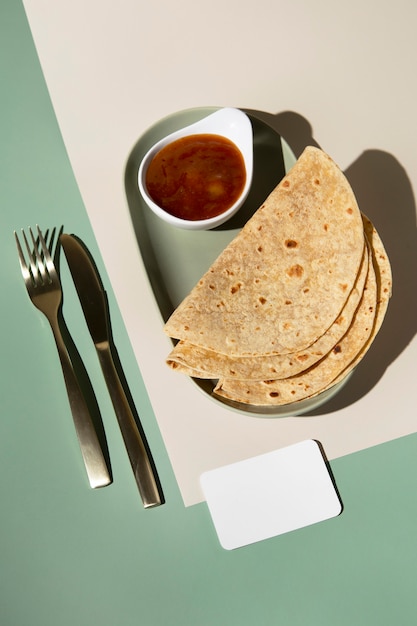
60,234,163,508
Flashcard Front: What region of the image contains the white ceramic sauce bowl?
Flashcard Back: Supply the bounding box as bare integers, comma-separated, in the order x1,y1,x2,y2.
138,107,253,230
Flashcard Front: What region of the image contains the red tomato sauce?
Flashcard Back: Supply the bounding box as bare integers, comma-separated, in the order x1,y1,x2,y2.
145,133,246,221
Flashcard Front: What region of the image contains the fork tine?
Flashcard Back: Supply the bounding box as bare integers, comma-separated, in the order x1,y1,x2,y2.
29,226,54,287
30,227,47,281
14,230,33,286
46,227,57,255
36,225,58,285
36,227,55,260
36,225,55,272
21,227,43,286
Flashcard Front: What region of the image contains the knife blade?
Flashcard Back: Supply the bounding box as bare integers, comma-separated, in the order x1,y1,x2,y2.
60,234,163,508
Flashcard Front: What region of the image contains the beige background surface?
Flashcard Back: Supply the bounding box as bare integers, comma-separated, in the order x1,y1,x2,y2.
22,0,417,505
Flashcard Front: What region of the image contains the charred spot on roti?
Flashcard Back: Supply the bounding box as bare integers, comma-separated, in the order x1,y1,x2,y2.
230,283,242,294
287,264,304,278
285,239,298,248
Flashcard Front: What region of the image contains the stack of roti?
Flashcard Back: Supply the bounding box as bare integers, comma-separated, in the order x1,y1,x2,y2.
163,146,392,407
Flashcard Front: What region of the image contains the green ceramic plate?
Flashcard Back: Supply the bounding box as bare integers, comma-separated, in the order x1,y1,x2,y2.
125,107,351,417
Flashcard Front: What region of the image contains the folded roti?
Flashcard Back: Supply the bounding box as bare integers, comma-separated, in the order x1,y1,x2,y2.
164,146,365,357
214,215,391,406
166,245,369,380
214,242,376,405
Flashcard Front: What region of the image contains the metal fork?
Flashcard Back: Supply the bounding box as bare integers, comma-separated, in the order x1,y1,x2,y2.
14,226,112,488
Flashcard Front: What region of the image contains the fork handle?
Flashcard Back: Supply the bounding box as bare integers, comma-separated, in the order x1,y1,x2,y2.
49,318,112,489
96,343,162,508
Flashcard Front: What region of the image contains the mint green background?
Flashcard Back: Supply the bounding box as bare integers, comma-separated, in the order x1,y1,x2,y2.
1,2,417,624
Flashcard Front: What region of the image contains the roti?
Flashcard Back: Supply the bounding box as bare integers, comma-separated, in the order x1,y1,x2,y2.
164,146,365,357
214,240,377,405
166,245,369,380
213,215,392,406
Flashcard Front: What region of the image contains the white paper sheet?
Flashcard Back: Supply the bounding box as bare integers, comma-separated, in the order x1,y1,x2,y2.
201,440,342,549
23,0,417,506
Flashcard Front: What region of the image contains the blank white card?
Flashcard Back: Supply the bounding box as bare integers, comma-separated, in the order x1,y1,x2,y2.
200,439,342,550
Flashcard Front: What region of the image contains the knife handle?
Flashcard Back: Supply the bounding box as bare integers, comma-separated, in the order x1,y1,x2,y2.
96,344,162,508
